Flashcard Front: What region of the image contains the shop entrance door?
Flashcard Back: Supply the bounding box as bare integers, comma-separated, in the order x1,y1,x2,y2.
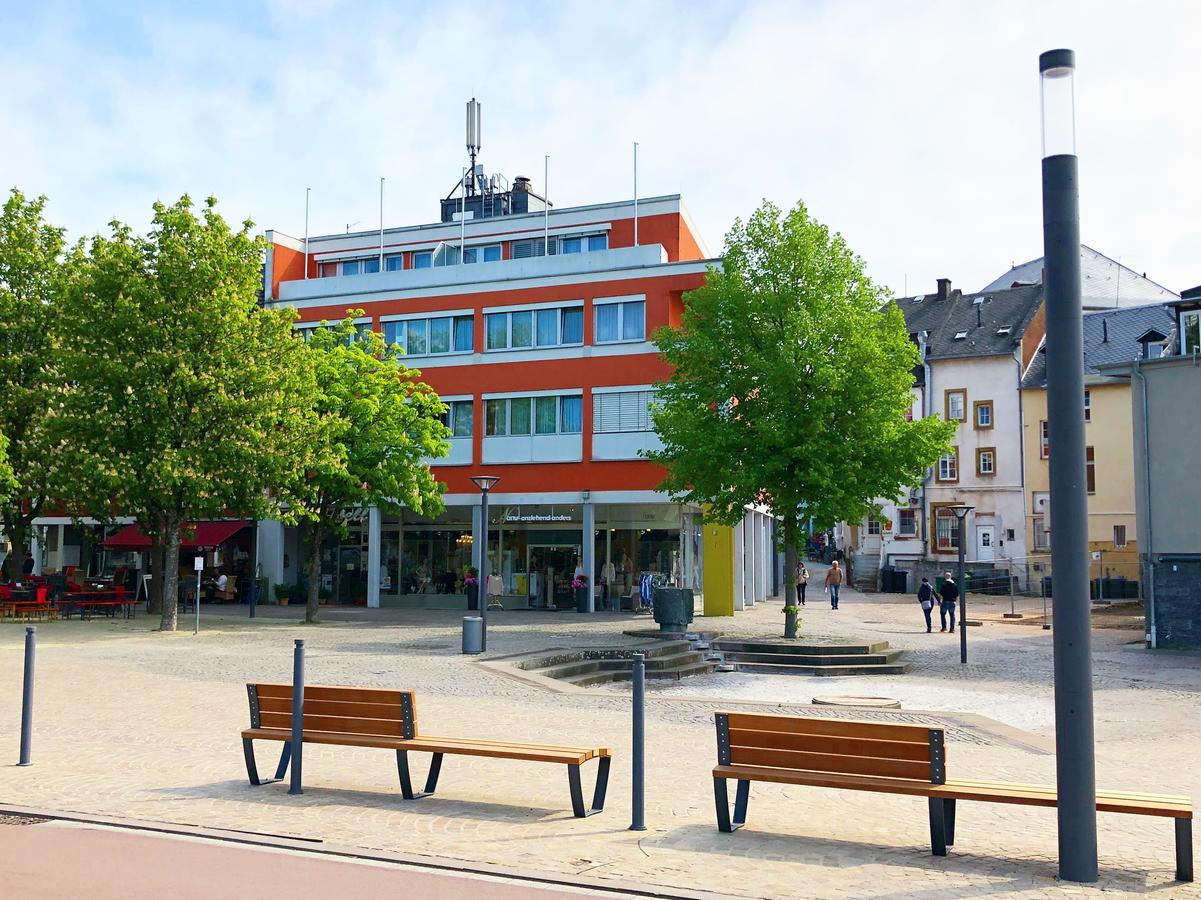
528,544,580,609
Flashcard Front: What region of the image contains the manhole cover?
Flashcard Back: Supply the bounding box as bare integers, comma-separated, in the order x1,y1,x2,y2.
812,695,901,709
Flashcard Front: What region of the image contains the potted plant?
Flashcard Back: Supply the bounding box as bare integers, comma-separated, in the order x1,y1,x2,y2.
782,603,801,639
273,583,291,606
464,566,479,611
572,574,590,613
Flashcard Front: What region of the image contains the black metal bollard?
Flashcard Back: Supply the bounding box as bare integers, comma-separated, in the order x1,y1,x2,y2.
249,580,258,619
18,626,35,766
289,639,304,795
629,652,646,831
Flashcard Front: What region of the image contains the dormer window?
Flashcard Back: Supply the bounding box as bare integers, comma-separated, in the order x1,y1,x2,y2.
1136,328,1168,359
1181,310,1200,355
996,326,1012,335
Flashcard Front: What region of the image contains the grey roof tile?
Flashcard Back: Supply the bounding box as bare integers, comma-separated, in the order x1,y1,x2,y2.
1020,303,1175,388
981,245,1178,309
896,283,1043,361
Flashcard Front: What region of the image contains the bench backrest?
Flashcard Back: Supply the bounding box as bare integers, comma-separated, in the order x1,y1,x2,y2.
247,683,419,739
716,711,946,784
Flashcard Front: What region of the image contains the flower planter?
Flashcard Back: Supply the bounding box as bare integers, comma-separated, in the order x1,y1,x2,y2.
466,583,480,611
574,587,589,613
652,587,694,632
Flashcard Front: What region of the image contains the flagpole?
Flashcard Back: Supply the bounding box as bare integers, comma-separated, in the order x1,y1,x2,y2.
303,187,310,279
544,154,550,255
633,142,639,247
378,177,385,270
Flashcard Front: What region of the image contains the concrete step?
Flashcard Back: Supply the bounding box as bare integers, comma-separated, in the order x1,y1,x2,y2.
712,639,891,656
561,658,717,686
719,650,905,667
735,661,912,677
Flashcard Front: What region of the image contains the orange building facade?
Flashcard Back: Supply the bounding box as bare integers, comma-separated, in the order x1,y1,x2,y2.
257,191,765,611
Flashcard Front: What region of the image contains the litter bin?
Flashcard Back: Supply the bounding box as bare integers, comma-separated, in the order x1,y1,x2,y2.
462,616,483,655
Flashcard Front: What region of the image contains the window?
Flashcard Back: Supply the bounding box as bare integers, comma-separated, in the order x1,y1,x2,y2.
319,262,337,277
320,257,379,277
560,237,582,254
587,234,608,251
594,298,646,343
593,390,656,433
383,315,473,356
385,254,404,272
1182,310,1200,355
1032,516,1050,551
1040,420,1050,459
954,331,968,340
1083,390,1091,423
897,508,917,536
1113,525,1127,549
936,449,958,482
463,244,502,264
341,259,360,276
976,447,996,476
974,400,993,429
934,507,961,552
1086,446,1096,494
867,517,881,536
487,395,581,436
512,237,556,259
413,251,433,269
944,389,966,422
441,401,473,438
484,305,584,351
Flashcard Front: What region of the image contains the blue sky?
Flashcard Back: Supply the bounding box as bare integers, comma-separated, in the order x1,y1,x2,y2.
2,0,1198,295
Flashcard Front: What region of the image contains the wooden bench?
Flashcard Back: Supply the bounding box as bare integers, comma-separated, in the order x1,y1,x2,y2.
713,711,1193,882
242,683,611,817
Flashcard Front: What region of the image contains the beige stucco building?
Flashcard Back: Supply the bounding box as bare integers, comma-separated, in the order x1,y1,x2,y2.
1020,304,1174,587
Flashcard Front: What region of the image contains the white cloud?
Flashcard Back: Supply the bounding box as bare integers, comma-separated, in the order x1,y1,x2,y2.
1,0,1198,294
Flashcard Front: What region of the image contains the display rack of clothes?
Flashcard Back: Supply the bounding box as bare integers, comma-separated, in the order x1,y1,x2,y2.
485,573,504,609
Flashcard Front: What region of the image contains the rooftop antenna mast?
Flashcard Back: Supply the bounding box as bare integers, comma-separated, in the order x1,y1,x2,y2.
466,98,482,197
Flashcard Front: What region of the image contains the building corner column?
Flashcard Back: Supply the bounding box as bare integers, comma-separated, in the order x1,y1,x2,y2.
582,500,595,613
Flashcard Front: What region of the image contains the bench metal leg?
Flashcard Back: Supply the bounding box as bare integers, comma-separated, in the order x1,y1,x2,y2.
242,739,289,786
1178,818,1193,882
567,756,612,818
944,798,956,846
714,778,750,833
396,750,442,800
928,797,948,856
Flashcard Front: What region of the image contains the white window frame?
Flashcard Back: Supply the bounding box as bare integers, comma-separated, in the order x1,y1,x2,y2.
936,449,958,483
1032,515,1050,551
1113,524,1127,549
866,517,881,536
592,388,657,434
380,311,474,358
483,393,583,436
1181,309,1200,355
594,295,647,344
977,448,996,476
483,302,584,353
441,398,474,438
897,508,917,537
1040,420,1050,459
1083,389,1091,423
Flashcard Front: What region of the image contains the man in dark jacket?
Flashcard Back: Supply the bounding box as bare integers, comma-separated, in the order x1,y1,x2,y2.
917,577,936,633
938,572,959,633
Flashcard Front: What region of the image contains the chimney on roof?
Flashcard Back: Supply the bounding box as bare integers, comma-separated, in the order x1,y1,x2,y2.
936,278,952,302
976,305,983,327
1102,318,1109,342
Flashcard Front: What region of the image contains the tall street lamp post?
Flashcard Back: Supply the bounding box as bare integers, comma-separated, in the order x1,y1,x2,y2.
1040,47,1098,883
947,504,973,665
471,475,500,652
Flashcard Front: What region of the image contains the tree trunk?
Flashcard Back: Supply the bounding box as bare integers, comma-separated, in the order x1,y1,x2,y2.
304,520,325,624
783,515,799,606
159,518,182,632
3,519,29,582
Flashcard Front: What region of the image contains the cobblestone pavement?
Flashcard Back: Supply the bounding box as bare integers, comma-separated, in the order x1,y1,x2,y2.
0,572,1197,899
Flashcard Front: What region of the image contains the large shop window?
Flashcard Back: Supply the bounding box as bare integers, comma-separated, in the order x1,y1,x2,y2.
485,395,582,435
384,315,473,356
485,306,584,351
593,390,655,433
594,298,646,343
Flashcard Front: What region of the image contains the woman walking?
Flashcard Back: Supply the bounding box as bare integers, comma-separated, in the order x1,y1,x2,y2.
916,577,935,633
795,562,809,606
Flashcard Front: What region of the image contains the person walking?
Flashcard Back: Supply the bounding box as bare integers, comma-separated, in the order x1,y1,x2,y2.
824,560,844,609
795,562,809,606
916,577,935,633
938,572,959,633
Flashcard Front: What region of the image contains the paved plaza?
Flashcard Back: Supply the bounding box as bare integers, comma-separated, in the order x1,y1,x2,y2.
1,569,1198,899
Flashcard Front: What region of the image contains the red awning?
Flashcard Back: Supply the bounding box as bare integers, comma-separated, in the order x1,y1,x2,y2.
102,520,251,551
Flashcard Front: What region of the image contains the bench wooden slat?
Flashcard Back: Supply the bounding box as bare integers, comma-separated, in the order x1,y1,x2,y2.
242,728,596,764
257,696,403,721
729,728,932,761
254,683,408,706
712,766,1192,819
729,747,931,781
948,778,1192,806
258,711,405,737
723,712,935,744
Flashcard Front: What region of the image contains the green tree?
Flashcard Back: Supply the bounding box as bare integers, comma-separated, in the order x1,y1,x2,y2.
292,316,449,623
649,200,953,603
55,196,320,631
0,431,16,501
0,189,66,581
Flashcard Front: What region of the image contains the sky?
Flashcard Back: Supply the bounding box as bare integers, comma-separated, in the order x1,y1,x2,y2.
2,0,1199,296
